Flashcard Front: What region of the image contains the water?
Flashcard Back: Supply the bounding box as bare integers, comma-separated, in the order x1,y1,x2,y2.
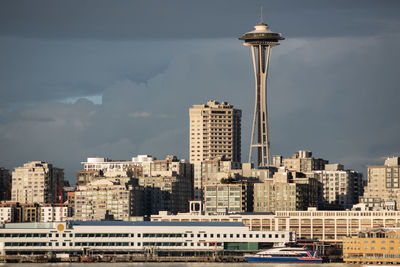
0,263,360,267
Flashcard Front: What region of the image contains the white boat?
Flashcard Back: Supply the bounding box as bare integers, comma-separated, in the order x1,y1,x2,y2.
245,246,323,263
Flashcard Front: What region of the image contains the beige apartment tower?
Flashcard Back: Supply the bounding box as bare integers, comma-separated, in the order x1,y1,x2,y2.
189,100,242,164
190,100,241,200
11,161,64,204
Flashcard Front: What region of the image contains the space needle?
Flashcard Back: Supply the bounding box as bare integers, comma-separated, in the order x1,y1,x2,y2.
239,9,284,168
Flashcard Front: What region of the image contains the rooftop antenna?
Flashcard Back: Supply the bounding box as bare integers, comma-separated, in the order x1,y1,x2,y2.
260,6,263,24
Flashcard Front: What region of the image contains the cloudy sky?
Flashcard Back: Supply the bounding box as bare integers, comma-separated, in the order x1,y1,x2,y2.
1,0,399,184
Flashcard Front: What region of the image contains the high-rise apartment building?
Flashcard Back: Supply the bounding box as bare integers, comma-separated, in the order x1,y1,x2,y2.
190,100,242,200
189,100,242,164
360,157,400,210
11,161,64,204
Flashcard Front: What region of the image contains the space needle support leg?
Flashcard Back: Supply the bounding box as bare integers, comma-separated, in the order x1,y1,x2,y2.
258,45,265,167
264,45,272,166
249,45,258,164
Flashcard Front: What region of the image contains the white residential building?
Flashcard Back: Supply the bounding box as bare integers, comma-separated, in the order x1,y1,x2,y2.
81,155,154,177
39,206,71,222
0,207,12,224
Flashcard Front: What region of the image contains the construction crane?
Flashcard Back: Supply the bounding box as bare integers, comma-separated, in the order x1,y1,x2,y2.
55,184,64,222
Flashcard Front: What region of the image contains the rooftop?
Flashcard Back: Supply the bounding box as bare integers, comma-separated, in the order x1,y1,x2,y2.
69,221,245,227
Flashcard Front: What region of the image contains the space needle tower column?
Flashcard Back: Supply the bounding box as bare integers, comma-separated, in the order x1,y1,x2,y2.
239,12,284,168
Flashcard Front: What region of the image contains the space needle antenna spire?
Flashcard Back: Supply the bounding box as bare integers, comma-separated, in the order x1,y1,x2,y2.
239,10,285,169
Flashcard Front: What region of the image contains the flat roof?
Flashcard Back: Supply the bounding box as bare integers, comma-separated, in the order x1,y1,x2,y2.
69,221,245,227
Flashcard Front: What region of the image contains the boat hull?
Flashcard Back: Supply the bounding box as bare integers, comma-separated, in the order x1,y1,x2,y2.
245,256,323,263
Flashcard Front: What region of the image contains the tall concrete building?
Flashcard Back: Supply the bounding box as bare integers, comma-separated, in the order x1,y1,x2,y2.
11,161,64,204
189,100,241,200
0,168,11,201
360,156,400,210
189,100,242,163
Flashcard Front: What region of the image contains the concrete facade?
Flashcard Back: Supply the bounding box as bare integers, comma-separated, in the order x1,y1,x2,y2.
278,150,328,172
360,157,400,210
204,183,253,214
253,167,319,212
11,161,64,204
40,205,72,222
0,206,12,224
312,164,363,209
74,178,144,221
189,100,241,164
139,175,192,215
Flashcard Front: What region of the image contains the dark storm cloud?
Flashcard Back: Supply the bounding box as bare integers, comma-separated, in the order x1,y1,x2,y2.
0,37,177,108
0,1,399,183
0,0,399,40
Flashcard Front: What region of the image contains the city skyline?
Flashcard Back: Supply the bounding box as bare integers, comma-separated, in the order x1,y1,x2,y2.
0,0,399,183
